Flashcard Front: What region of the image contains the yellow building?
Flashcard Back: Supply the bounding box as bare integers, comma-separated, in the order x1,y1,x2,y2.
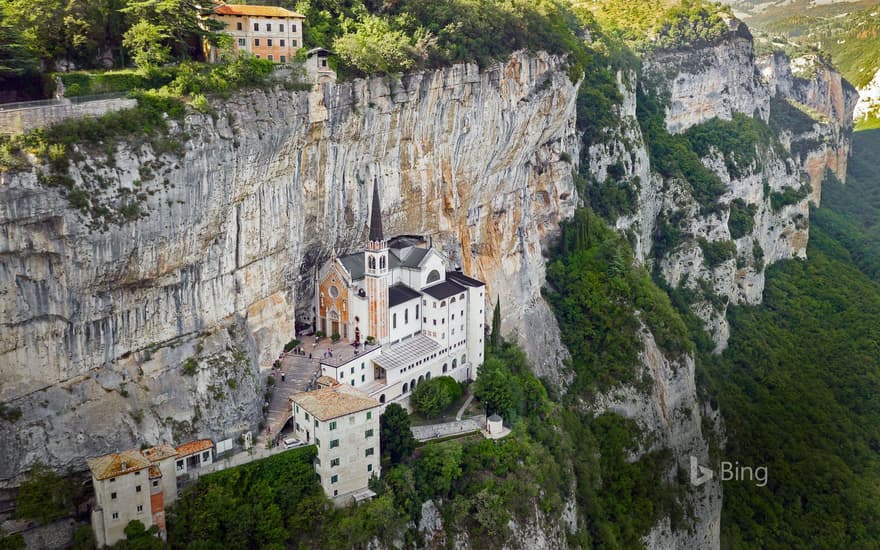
203,3,305,63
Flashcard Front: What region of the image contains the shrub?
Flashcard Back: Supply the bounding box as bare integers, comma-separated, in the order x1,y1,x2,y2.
411,376,463,418
316,330,326,339
698,237,737,268
181,357,198,376
636,86,726,211
770,184,812,211
331,332,341,342
753,240,765,271
728,198,758,239
15,462,74,524
654,2,730,49
0,403,22,423
283,339,300,352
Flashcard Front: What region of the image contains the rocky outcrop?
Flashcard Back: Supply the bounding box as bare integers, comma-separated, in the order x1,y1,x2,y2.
0,52,579,481
853,67,880,124
759,51,858,201
592,329,721,549
651,19,769,134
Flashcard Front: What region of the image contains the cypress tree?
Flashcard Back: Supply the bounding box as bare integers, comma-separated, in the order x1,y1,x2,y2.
491,297,502,350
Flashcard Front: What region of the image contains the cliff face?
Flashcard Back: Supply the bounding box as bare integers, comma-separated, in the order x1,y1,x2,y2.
0,52,578,481
592,27,857,352
583,22,855,549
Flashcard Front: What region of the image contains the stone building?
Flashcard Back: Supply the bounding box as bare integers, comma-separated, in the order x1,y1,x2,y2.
313,181,486,405
305,48,336,85
173,439,214,477
290,383,381,503
87,445,177,547
202,3,305,63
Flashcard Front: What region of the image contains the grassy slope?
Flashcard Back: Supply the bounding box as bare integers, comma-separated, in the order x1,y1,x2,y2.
701,130,880,548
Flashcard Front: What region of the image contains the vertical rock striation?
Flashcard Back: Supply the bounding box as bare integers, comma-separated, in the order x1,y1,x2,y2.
0,52,579,481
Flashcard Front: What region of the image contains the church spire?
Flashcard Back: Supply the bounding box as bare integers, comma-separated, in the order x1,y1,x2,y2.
369,179,384,243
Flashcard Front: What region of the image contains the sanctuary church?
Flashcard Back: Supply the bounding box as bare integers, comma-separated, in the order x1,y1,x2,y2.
312,182,486,404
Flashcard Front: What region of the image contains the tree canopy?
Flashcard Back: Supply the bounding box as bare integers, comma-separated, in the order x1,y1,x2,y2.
379,402,416,464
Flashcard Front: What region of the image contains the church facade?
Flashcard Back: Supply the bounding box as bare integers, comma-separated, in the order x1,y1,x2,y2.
313,182,486,405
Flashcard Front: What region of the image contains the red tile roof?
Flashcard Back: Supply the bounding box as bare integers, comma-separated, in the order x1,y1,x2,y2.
141,444,176,463
175,439,214,458
214,4,305,18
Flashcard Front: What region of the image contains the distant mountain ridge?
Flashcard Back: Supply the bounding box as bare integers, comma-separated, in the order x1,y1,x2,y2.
718,0,880,125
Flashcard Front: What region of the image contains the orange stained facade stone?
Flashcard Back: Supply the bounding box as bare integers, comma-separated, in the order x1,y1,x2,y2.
318,264,350,338
202,4,305,63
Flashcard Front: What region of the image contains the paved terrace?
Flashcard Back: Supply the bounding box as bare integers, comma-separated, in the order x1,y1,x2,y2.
260,338,380,446
315,338,381,367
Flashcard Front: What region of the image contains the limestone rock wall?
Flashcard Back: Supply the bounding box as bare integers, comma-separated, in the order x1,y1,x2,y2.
0,52,579,481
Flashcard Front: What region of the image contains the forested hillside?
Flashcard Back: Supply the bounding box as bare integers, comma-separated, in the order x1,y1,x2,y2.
699,130,880,547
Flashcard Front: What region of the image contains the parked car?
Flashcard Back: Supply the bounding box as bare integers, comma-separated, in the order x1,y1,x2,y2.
283,437,305,449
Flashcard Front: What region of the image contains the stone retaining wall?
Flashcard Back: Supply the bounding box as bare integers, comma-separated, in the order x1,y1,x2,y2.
0,97,137,134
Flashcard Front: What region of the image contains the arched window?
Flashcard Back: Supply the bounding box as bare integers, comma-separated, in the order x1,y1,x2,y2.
426,269,440,284
368,256,376,269
418,375,424,384
450,297,456,304
461,354,467,364
380,256,386,269
426,372,431,380
411,378,416,390
379,394,386,404
402,382,409,393
442,363,448,373
440,301,446,307
452,358,457,369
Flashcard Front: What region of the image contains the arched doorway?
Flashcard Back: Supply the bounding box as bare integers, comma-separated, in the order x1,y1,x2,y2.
426,372,431,380
442,363,448,373
452,358,457,369
379,394,386,404
402,382,409,393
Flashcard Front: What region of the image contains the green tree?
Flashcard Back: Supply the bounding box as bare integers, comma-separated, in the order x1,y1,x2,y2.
332,14,418,74
123,20,170,70
0,533,25,550
122,0,225,62
411,376,462,417
379,403,415,464
14,462,73,525
72,524,97,550
473,357,514,415
0,11,38,80
117,519,163,549
490,297,501,350
414,441,463,499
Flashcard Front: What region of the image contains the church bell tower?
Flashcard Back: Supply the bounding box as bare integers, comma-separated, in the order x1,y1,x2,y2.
365,180,389,343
